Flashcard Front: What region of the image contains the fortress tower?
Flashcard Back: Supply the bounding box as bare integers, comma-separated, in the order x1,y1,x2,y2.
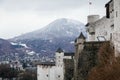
55,48,64,67
74,32,86,80
86,15,100,41
55,48,64,80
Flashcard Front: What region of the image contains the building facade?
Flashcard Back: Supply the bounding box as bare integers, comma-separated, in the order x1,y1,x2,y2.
37,63,56,80
86,0,120,56
37,48,74,80
86,0,114,42
86,15,113,41
113,0,120,56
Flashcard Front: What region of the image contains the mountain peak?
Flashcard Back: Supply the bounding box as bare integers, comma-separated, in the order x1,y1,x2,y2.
51,18,83,26
12,18,85,41
10,18,86,55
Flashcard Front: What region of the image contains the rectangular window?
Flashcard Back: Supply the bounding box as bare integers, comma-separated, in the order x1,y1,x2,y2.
110,33,112,40
46,74,48,77
116,11,118,17
106,4,110,18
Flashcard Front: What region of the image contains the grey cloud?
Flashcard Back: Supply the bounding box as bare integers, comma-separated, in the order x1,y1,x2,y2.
0,0,110,13
0,0,110,39
0,0,91,11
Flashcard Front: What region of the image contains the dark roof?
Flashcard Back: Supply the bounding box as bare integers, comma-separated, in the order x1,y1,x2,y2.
56,48,63,53
75,38,77,42
85,23,90,26
105,0,113,7
78,32,86,39
38,62,55,66
64,52,74,56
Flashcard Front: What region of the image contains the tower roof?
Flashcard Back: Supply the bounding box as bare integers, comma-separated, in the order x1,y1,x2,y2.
56,48,63,53
75,38,77,42
78,32,86,39
85,23,90,27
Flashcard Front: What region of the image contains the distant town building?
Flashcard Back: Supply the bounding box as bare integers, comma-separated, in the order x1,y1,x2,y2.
10,60,23,70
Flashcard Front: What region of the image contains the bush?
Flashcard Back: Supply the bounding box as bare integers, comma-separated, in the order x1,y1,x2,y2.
0,64,19,79
19,71,37,80
88,43,120,80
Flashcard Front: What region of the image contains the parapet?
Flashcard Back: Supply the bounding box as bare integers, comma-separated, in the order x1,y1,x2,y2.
88,15,100,23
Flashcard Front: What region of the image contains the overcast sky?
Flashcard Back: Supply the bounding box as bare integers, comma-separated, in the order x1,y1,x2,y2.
0,0,109,39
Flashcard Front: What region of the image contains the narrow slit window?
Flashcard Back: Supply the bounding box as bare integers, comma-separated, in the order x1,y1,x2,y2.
116,11,118,17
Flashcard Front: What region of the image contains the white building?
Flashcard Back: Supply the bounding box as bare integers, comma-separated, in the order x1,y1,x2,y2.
37,48,74,80
10,60,23,70
86,0,114,41
113,0,120,56
86,0,120,56
37,62,56,80
86,0,113,41
86,15,114,41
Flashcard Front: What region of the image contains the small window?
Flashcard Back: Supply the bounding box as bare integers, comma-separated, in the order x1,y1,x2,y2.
111,24,114,29
116,11,118,17
58,60,60,62
104,31,107,36
110,33,112,40
113,46,115,50
58,75,60,78
46,74,48,77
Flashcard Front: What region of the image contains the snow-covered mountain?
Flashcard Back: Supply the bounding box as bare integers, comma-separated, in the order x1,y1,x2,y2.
12,18,85,41
11,18,86,57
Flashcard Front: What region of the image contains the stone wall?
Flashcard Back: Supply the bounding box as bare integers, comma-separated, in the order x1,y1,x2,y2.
37,65,56,80
74,41,110,80
113,0,120,56
64,59,74,80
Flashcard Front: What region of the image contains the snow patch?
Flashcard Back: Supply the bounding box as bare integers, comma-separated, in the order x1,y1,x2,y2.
11,42,28,48
19,43,28,48
70,41,74,44
66,31,73,36
10,42,18,45
41,50,46,52
49,40,53,43
27,51,35,55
